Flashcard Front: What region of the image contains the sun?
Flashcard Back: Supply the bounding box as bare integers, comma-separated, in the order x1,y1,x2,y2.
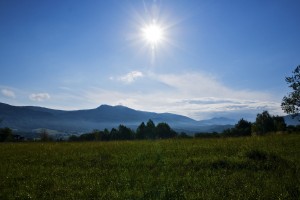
142,21,164,48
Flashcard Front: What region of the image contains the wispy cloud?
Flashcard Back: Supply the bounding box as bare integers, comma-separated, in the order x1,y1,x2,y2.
1,89,15,98
152,73,271,100
8,71,282,121
29,93,50,102
112,71,144,83
77,72,282,120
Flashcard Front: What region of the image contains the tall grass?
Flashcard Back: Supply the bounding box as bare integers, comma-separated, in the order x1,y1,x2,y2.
1,134,300,199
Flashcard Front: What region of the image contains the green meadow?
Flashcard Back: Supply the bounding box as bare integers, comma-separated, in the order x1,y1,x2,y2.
1,134,300,199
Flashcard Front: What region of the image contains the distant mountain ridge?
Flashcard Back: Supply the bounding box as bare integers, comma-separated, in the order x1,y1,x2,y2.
283,115,300,126
1,102,299,137
0,102,235,136
198,117,237,126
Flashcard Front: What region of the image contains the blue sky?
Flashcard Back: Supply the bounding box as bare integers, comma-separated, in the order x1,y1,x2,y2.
1,0,300,120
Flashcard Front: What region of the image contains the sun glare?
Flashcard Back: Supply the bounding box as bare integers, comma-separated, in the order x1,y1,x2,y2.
142,21,164,48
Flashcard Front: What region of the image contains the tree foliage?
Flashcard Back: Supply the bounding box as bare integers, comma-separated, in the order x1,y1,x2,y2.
252,111,274,135
251,111,286,135
136,122,146,139
156,122,176,139
146,119,156,139
68,120,178,141
0,127,13,142
222,118,252,137
282,65,300,116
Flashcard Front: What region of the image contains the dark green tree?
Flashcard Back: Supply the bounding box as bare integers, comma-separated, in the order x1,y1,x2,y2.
102,128,110,141
118,125,134,140
145,119,156,139
222,118,252,137
110,128,118,140
235,118,252,136
252,111,274,135
136,122,146,139
0,127,13,142
156,122,176,138
282,65,300,116
273,116,286,132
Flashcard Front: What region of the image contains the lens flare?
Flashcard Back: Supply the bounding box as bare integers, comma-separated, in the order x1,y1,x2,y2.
142,21,164,48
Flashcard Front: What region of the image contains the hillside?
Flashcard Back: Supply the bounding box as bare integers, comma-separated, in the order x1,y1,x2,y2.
0,102,233,135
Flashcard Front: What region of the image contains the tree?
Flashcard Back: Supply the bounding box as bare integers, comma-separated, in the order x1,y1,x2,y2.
253,111,274,135
282,65,300,116
235,118,252,136
110,128,118,140
118,125,134,140
222,118,252,137
273,116,286,132
145,119,156,139
156,122,173,139
0,127,13,142
252,111,282,135
102,128,110,141
136,122,146,139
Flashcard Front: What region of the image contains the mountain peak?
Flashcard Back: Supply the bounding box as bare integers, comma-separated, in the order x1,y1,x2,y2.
97,104,111,109
97,104,129,110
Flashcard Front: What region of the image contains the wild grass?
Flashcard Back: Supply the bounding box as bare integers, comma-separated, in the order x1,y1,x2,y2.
1,134,300,199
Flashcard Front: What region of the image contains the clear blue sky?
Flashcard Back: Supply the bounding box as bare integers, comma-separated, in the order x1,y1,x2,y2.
1,0,300,120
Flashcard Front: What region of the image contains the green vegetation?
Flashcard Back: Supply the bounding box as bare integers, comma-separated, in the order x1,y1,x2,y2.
0,127,14,142
1,134,300,199
67,111,288,142
282,65,300,116
69,119,178,142
196,111,287,138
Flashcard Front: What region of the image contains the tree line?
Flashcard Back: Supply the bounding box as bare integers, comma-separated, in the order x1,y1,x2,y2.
195,111,289,138
69,110,298,141
220,111,287,137
0,127,25,142
1,111,300,142
68,120,178,141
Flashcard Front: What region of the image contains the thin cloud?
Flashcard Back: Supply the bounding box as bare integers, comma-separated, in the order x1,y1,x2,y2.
78,71,282,120
152,72,271,100
22,71,282,121
182,98,241,105
116,71,144,83
1,89,15,98
29,93,50,102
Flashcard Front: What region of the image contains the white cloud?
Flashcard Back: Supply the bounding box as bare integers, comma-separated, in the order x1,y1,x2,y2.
151,72,271,100
116,71,144,83
78,71,282,120
1,89,15,98
29,93,50,102
28,71,282,121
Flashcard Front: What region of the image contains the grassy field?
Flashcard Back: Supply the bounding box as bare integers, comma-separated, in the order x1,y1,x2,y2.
1,134,300,199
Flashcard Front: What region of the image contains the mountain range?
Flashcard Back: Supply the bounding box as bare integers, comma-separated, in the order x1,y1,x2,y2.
0,102,298,138
0,102,235,136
